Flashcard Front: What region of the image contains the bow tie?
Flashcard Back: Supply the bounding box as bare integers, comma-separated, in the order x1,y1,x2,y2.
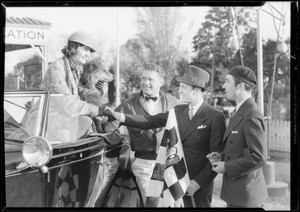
144,95,158,102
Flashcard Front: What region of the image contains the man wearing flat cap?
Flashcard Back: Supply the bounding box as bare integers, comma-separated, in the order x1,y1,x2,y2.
209,66,268,208
105,65,226,207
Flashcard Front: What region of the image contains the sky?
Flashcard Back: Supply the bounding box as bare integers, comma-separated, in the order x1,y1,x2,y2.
4,2,291,72
5,7,208,45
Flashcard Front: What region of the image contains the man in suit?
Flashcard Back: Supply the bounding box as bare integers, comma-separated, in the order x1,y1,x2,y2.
208,66,268,208
100,63,182,207
105,65,226,207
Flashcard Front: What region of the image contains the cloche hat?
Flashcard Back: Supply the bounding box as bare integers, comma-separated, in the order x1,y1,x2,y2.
68,31,96,53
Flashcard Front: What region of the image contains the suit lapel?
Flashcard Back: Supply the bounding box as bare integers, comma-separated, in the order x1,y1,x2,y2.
176,105,190,139
159,91,167,112
223,98,254,142
223,113,243,141
181,102,207,142
136,91,150,115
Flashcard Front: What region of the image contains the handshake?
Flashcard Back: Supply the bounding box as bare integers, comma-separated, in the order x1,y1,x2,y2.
93,107,123,133
97,106,123,122
101,107,121,122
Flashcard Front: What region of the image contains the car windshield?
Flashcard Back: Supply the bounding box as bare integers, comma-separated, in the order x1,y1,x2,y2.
4,94,43,141
46,95,92,144
4,93,94,144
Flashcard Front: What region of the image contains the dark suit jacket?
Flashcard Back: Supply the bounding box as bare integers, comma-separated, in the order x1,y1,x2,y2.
116,91,181,159
221,97,268,207
124,102,226,198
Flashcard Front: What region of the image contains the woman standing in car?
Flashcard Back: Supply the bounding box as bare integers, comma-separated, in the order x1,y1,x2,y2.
41,31,104,207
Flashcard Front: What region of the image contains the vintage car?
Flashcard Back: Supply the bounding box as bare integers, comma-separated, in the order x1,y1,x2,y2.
3,90,143,208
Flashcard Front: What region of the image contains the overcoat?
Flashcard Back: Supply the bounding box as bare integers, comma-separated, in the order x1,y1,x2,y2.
41,57,100,207
220,97,268,207
41,57,99,116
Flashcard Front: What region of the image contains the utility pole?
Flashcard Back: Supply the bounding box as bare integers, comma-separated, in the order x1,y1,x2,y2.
115,8,121,106
257,8,264,115
209,55,215,105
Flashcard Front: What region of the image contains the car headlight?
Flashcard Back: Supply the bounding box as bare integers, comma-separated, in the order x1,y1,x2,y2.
22,136,53,167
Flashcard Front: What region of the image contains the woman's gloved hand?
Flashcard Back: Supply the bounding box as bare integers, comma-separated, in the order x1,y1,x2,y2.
93,116,108,133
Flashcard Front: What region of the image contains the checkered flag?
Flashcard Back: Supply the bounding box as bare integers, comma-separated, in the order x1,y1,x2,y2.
145,108,190,207
56,165,80,207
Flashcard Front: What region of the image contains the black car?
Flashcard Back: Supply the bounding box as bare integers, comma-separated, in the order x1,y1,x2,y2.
3,91,143,208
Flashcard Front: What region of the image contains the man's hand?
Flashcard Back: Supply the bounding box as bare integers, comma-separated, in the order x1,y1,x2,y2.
103,107,122,122
206,152,222,163
102,109,116,121
186,180,200,196
211,161,226,174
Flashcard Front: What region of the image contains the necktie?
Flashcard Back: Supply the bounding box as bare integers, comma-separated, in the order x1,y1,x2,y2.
189,107,193,120
145,96,158,102
231,108,236,119
146,97,158,115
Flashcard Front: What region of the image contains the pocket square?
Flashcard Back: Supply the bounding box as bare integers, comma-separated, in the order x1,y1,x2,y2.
231,130,238,134
197,124,206,129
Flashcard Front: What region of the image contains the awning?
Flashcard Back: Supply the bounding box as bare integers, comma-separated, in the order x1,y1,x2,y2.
5,16,52,49
5,16,53,78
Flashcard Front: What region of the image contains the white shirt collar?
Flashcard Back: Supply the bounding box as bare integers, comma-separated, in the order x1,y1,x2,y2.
144,93,161,115
235,96,251,113
189,99,203,115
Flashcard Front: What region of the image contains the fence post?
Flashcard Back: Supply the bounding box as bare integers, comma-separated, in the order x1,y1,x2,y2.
265,116,271,159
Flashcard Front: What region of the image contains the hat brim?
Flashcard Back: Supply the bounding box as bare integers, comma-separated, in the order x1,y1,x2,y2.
175,77,205,89
81,44,96,53
227,74,256,86
69,39,96,53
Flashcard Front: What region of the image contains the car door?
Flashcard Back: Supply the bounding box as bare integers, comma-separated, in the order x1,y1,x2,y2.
4,91,48,207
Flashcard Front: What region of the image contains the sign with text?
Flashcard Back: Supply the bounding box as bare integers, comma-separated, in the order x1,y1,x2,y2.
5,26,50,45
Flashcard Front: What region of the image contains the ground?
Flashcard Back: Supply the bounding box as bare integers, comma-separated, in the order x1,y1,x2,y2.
211,157,291,210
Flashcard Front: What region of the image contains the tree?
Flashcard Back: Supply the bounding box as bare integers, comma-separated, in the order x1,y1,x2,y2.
226,20,290,117
192,7,238,102
191,6,291,97
169,56,190,89
135,7,190,90
11,54,42,77
109,7,193,102
230,29,290,98
108,38,146,101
